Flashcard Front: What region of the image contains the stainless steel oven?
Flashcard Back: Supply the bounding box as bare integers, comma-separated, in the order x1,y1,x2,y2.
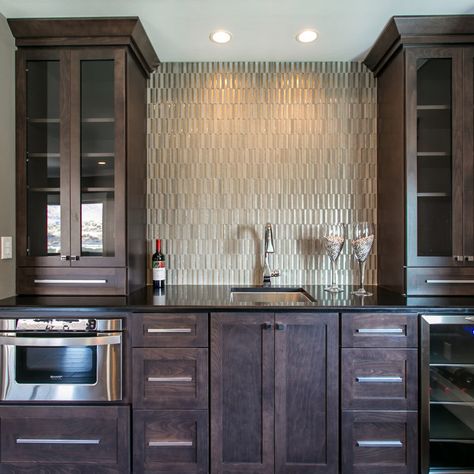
422,314,474,473
0,318,122,402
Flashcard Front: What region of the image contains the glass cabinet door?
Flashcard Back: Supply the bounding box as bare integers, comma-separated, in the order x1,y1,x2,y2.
406,48,463,267
18,50,70,266
70,50,125,267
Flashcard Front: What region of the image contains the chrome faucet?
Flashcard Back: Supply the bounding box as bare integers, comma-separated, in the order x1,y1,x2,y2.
263,223,280,285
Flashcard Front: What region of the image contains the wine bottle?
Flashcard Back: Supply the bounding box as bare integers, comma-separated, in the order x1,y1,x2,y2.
152,239,166,288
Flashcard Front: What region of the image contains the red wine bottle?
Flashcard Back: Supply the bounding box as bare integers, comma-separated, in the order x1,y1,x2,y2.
152,239,166,288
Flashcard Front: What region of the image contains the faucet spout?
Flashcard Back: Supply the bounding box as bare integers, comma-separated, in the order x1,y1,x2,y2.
263,223,280,285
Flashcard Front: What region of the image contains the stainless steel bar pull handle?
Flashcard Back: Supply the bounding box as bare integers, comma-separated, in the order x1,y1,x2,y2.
356,376,403,383
0,334,121,347
426,280,474,284
16,438,100,445
147,328,192,334
357,440,403,448
148,440,193,447
356,328,403,334
148,377,192,383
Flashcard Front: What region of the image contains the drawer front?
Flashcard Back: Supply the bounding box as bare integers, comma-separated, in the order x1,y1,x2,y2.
342,348,418,410
133,348,208,409
342,411,418,474
133,410,209,474
132,313,208,347
0,405,129,471
407,267,474,295
17,267,127,296
342,313,418,348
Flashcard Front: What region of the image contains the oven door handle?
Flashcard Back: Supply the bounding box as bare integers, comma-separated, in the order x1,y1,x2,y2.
0,334,121,347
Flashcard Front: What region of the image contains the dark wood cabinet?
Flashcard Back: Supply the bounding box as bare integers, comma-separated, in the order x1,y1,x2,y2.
132,312,209,473
341,411,418,474
132,347,208,409
133,410,209,474
341,310,419,473
364,16,474,295
0,405,129,473
210,312,339,473
9,18,159,295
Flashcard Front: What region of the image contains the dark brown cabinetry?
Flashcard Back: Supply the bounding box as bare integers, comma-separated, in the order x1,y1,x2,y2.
132,312,209,474
364,16,474,295
210,312,339,473
9,18,159,295
341,313,419,474
0,405,129,473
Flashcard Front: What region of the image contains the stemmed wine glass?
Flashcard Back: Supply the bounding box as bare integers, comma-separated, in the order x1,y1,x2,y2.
351,222,375,296
322,224,346,293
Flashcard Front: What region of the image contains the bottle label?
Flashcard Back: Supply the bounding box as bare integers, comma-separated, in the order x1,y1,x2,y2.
153,263,166,281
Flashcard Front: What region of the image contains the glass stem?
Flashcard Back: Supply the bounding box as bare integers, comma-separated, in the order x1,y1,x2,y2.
358,260,366,291
331,259,337,288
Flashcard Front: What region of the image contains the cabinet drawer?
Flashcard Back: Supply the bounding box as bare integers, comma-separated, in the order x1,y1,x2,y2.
17,267,127,295
133,348,208,409
407,267,474,295
0,405,129,472
342,411,418,474
342,348,418,410
133,410,208,474
132,313,208,347
342,313,418,348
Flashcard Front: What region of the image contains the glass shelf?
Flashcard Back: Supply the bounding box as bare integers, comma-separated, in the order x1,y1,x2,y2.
417,105,451,110
81,117,115,123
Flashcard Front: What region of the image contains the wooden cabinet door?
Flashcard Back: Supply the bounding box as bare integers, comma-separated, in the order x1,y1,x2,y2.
275,313,339,474
463,47,474,263
210,312,274,474
16,48,72,268
69,48,126,268
406,47,464,268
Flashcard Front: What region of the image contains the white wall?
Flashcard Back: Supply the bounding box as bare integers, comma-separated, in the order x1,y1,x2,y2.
0,14,15,298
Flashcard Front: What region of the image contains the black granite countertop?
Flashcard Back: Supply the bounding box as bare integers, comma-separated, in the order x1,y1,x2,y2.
1,285,474,312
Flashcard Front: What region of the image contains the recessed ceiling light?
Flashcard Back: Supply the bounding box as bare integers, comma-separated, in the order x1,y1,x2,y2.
296,29,318,43
210,30,232,44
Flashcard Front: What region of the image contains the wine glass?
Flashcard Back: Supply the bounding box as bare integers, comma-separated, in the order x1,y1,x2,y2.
322,224,346,293
351,222,375,296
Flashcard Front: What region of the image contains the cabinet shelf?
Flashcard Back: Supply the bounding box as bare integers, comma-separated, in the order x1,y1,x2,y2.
82,117,115,123
27,118,60,123
27,153,60,158
417,105,451,110
81,153,114,158
417,192,451,197
417,152,450,157
81,187,114,192
28,187,60,192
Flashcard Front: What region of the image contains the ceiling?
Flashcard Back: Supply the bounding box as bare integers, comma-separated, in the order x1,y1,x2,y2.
1,0,474,62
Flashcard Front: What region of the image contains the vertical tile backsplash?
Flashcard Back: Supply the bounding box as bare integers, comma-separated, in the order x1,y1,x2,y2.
147,62,377,285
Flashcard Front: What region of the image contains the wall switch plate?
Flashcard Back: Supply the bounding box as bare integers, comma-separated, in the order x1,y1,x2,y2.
1,236,13,260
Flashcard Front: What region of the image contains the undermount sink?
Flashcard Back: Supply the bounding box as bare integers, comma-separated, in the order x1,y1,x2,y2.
230,287,316,304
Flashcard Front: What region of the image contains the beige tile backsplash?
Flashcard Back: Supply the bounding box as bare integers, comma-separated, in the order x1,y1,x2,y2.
147,62,376,285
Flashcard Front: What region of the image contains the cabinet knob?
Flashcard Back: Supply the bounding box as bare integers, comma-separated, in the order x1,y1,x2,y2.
466,256,474,262
275,323,286,331
60,255,70,261
454,255,464,262
71,256,80,261
262,323,272,330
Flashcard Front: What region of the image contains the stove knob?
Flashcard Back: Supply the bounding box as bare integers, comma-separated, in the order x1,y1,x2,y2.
63,324,69,331
87,320,97,330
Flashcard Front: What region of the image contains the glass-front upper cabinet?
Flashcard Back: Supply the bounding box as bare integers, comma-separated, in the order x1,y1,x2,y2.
17,49,125,268
70,50,125,267
17,50,70,267
406,48,463,267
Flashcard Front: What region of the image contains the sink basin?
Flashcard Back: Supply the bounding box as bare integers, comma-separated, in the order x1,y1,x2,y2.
230,287,316,304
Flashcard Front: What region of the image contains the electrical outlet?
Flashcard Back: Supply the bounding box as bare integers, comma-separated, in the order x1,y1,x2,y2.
1,236,13,260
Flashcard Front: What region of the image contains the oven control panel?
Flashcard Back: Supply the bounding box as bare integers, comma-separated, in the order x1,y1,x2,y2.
16,319,97,332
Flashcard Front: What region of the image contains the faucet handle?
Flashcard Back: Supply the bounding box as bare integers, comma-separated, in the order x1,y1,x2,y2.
264,223,275,253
